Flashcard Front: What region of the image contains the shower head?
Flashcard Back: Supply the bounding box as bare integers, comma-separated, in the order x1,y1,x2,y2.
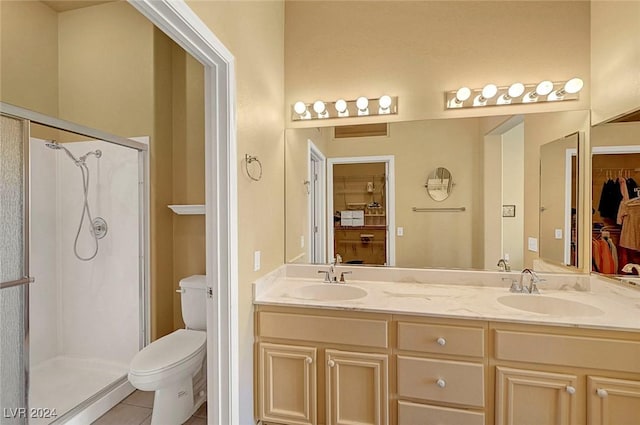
45,140,81,164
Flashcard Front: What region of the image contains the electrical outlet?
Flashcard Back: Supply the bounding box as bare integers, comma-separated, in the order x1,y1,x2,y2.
397,227,404,236
528,237,538,252
254,251,261,271
555,229,563,239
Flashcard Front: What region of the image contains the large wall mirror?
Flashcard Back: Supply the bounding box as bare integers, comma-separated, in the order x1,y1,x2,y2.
590,120,640,278
285,110,589,273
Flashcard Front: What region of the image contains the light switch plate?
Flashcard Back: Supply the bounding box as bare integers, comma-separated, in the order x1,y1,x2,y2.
254,251,261,271
397,227,404,236
528,237,538,252
555,229,563,239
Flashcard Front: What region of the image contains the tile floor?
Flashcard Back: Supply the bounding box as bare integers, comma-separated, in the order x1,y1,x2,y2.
92,390,206,425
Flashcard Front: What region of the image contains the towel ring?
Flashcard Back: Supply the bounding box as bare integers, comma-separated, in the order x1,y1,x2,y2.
245,154,262,181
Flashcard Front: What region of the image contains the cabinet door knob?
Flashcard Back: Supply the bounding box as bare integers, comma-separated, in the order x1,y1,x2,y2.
305,357,313,364
566,385,576,395
328,359,335,368
436,337,446,346
436,378,446,388
596,388,608,398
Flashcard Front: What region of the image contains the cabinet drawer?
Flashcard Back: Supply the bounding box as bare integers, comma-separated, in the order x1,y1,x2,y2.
258,312,388,348
398,401,484,425
494,330,640,373
397,356,484,407
398,322,484,357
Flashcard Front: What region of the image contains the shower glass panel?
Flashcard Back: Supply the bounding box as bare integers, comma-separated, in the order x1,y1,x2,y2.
1,114,29,424
28,123,145,423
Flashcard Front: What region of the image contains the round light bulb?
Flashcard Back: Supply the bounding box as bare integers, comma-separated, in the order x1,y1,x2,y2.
294,101,307,115
356,96,369,110
507,83,525,98
313,100,326,114
456,87,471,102
379,95,392,109
535,80,554,96
335,99,348,113
481,84,498,100
564,77,583,94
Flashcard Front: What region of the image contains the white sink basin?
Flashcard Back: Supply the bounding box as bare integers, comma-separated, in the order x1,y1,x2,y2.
292,284,367,301
498,295,604,316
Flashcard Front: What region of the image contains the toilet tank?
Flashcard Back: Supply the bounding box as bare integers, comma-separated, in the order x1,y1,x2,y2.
179,275,207,330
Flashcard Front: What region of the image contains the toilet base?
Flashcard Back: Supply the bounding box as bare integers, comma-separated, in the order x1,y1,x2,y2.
150,377,195,425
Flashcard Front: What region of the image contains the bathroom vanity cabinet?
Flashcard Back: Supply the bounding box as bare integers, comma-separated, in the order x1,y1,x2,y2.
254,305,640,425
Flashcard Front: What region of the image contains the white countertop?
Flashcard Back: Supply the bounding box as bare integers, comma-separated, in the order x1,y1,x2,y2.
253,265,640,332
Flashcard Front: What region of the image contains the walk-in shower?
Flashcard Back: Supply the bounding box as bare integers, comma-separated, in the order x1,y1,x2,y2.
1,103,149,425
45,141,106,261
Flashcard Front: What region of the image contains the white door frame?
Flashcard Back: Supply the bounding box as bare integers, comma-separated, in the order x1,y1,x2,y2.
327,156,395,266
308,140,326,264
128,2,238,424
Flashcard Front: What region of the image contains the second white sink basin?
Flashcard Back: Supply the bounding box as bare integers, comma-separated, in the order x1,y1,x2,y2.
292,284,367,301
498,295,604,316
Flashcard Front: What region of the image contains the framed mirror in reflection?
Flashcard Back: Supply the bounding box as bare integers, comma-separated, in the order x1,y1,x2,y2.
590,121,640,278
285,110,590,273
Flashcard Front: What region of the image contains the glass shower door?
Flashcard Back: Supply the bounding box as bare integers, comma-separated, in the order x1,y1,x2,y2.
0,114,31,424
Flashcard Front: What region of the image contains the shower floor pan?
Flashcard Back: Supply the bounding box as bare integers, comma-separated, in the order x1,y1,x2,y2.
29,356,129,425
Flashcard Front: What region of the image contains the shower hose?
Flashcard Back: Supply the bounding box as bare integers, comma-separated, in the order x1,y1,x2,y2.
74,161,99,261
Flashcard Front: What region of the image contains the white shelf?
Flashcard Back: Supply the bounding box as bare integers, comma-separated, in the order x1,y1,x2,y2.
168,204,205,215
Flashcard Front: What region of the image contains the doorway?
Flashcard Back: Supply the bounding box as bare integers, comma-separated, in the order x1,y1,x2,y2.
308,141,326,264
327,156,395,266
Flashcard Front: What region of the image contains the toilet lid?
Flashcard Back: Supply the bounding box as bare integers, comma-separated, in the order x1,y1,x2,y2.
130,329,206,375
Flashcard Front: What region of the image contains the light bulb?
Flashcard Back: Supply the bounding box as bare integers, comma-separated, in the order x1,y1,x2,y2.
356,96,369,110
564,77,583,94
379,95,392,109
507,83,525,98
456,87,471,102
481,84,498,100
535,80,554,96
313,100,326,114
294,101,307,115
335,99,348,113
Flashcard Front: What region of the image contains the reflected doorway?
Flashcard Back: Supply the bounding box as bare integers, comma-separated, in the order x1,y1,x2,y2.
327,156,395,266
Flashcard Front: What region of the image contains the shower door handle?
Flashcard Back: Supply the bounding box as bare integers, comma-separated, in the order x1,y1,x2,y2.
0,276,35,289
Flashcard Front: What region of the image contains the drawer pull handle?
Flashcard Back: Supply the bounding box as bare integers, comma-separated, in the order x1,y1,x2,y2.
328,359,335,368
436,379,446,388
566,385,576,395
596,388,608,398
305,357,313,364
436,337,446,346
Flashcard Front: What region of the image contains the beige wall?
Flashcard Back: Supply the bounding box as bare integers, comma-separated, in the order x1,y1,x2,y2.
501,123,525,270
0,0,59,117
285,1,591,128
186,2,285,422
591,1,640,124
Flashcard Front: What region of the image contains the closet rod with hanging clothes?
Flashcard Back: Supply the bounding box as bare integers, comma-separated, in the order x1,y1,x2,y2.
412,207,466,212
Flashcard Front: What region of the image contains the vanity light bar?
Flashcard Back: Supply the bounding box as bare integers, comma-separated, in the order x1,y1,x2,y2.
292,96,398,121
445,78,583,110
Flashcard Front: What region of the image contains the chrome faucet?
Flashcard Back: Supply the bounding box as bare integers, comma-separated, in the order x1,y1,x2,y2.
519,268,543,294
497,258,511,272
318,256,343,283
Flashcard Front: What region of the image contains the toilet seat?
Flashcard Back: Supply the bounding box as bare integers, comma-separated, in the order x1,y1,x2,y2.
129,329,206,390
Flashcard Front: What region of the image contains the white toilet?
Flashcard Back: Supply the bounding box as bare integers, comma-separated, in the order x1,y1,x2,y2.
128,275,207,425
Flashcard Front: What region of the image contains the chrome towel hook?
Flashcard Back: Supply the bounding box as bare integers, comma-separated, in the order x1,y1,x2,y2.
244,154,262,181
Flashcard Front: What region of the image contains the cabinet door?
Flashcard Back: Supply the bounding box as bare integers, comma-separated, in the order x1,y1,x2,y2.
588,376,640,425
326,349,388,425
496,367,578,425
258,343,317,425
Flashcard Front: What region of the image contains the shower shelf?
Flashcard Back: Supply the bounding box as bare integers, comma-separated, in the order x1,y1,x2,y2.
168,204,205,215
